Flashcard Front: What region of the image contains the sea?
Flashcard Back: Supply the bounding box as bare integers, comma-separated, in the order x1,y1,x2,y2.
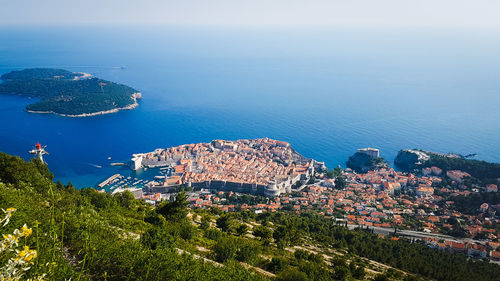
0,26,499,188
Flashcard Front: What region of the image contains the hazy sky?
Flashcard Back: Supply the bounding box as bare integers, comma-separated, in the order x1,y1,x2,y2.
1,0,500,27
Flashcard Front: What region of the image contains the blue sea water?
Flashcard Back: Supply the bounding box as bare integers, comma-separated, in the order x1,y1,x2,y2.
0,26,499,187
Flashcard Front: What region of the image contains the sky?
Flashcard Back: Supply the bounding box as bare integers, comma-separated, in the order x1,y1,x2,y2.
1,0,500,27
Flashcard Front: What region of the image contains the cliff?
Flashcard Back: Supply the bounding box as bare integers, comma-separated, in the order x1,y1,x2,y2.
346,151,388,172
394,149,430,171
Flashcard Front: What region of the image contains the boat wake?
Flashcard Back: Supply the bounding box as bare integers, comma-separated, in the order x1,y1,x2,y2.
87,163,103,169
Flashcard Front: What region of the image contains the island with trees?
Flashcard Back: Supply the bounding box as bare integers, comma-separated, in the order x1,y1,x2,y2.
0,68,142,117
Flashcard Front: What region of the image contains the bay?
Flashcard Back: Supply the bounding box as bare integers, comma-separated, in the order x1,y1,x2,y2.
0,26,499,187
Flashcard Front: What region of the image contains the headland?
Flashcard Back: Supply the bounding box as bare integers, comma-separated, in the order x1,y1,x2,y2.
99,138,326,197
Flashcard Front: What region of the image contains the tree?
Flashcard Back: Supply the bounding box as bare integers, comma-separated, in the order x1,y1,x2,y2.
216,214,236,234
267,257,287,273
213,237,238,262
253,225,272,241
275,268,308,281
114,190,136,209
351,265,366,280
156,191,188,222
31,157,54,180
332,265,351,281
236,223,249,236
235,240,260,263
66,181,76,192
334,176,347,190
80,188,112,209
307,253,323,264
273,225,290,249
180,222,197,240
141,227,175,250
205,228,222,241
349,259,366,280
299,261,330,281
200,215,210,230
333,166,343,177
373,273,390,281
294,249,308,261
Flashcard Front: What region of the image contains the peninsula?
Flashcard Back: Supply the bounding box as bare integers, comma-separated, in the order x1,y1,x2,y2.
0,68,141,116
102,138,326,197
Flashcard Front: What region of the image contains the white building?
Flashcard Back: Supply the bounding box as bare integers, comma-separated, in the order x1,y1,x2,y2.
131,154,143,170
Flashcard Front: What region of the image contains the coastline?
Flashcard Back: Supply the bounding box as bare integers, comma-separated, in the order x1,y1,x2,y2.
26,92,142,117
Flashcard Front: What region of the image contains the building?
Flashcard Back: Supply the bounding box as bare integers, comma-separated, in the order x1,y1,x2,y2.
416,186,434,197
446,170,471,184
322,179,335,188
357,148,380,159
486,184,498,193
383,182,401,194
467,244,487,258
480,203,489,213
431,166,443,176
131,154,143,170
490,250,500,260
111,187,143,199
422,168,432,176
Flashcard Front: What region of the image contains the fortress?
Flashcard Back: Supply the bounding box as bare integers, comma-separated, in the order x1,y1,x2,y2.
131,138,324,196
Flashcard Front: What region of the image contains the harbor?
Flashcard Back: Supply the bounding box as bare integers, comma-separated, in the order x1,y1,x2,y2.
96,164,174,193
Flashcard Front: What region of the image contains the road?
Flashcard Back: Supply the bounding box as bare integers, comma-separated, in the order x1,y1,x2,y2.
346,224,486,245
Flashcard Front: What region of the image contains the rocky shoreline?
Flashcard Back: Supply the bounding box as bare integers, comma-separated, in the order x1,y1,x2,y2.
26,92,142,117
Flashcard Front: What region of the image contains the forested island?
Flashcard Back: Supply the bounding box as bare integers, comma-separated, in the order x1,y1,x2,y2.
0,68,141,117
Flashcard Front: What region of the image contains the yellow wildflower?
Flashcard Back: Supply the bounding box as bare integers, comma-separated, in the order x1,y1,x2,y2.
20,225,32,238
14,249,26,261
24,246,36,262
14,246,36,262
17,247,26,256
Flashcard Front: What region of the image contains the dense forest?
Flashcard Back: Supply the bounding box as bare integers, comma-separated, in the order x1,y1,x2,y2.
259,212,500,281
0,68,139,115
1,151,500,280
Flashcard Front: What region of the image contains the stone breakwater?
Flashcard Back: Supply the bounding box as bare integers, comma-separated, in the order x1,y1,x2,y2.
26,92,142,117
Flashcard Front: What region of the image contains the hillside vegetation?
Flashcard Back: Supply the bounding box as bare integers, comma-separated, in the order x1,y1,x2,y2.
0,151,500,281
421,153,500,184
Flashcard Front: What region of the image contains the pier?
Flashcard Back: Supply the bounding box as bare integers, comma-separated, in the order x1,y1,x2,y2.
98,174,121,188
